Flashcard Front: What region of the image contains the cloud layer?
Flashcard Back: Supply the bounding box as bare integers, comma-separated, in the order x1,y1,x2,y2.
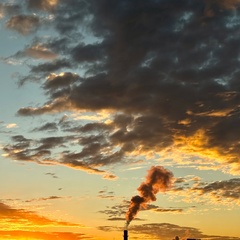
2,0,240,191
99,222,240,240
0,201,80,227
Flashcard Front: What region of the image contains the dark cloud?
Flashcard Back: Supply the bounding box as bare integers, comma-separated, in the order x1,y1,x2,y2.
204,0,240,17
71,43,107,63
17,59,73,85
30,59,72,74
27,0,58,12
107,217,125,221
52,0,91,34
32,122,58,132
3,135,69,163
128,202,185,213
3,125,117,176
2,1,240,239
99,201,128,218
174,178,186,184
97,189,115,199
45,172,59,178
152,208,183,213
3,0,240,176
107,217,144,222
102,174,118,180
43,72,80,91
193,178,240,202
99,200,183,222
169,177,240,206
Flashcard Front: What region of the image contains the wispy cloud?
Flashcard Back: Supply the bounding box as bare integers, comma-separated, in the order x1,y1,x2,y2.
171,177,240,206
192,178,240,205
45,172,59,178
0,201,82,227
97,189,115,200
24,195,64,203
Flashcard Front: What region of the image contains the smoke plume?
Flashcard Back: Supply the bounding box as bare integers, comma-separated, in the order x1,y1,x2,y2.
125,166,173,227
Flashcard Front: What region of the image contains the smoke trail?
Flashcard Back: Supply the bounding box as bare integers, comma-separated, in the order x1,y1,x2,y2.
125,166,173,227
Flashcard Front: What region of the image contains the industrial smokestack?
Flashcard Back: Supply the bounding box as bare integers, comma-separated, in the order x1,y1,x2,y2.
125,166,173,226
123,230,128,240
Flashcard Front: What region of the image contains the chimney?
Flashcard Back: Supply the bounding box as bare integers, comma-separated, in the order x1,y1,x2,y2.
123,230,128,240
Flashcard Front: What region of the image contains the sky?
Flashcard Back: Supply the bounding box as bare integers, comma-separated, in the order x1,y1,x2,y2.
0,0,240,239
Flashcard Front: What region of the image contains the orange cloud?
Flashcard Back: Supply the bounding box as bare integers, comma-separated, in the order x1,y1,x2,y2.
27,0,58,12
165,129,240,175
0,230,87,240
0,201,82,229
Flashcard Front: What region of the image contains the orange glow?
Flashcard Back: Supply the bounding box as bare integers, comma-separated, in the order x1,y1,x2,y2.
158,129,240,174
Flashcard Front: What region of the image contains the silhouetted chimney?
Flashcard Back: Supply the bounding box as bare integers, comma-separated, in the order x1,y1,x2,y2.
187,238,201,240
123,230,128,240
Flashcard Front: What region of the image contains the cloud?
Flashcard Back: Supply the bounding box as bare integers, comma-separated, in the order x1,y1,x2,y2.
152,208,183,213
102,174,118,180
45,72,80,88
97,189,115,199
2,1,240,176
170,176,240,206
24,45,58,60
0,3,21,19
129,223,204,240
0,230,87,240
27,0,58,12
204,0,240,17
106,217,126,221
107,217,144,222
99,223,240,240
0,201,81,227
192,178,240,204
31,122,58,132
24,195,63,202
99,201,128,219
45,172,59,178
5,114,115,173
99,200,184,222
5,43,58,62
6,15,40,35
3,132,118,177
5,123,17,129
3,134,69,163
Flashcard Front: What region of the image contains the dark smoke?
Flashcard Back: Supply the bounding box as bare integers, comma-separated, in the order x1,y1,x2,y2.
125,166,173,227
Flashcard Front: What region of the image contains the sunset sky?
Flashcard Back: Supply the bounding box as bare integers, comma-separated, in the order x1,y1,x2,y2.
1,0,240,240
